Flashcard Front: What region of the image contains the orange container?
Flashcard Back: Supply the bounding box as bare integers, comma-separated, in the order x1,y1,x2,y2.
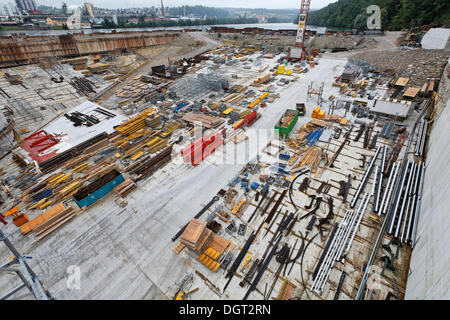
13,214,29,227
317,110,326,120
312,106,321,118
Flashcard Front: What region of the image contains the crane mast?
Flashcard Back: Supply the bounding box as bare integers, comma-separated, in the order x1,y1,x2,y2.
291,0,311,60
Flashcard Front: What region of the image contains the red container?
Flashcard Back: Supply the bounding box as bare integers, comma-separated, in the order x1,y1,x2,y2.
181,128,225,166
244,111,257,126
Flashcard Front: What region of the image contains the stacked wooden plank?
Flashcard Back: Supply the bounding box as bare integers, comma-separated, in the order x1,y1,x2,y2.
254,73,270,84
221,93,238,102
403,87,420,99
228,94,243,104
125,145,172,180
61,154,91,170
33,207,75,241
115,107,156,135
277,279,296,300
180,219,213,254
113,179,136,197
182,113,224,129
116,79,148,98
20,202,66,235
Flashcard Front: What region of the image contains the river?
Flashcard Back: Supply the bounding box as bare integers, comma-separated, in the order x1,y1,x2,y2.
0,22,322,37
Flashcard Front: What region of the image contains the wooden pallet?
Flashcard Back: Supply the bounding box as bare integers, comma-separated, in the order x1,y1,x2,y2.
173,242,186,255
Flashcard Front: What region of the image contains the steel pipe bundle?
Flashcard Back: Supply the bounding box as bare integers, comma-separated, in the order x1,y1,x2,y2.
312,194,370,293
411,163,425,246
400,162,419,242
350,146,381,208
414,119,427,157
394,162,415,238
356,97,433,300
374,146,386,213
379,162,400,216
387,160,424,244
387,161,410,235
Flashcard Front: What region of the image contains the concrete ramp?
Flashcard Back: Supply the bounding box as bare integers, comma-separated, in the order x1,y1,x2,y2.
421,28,450,49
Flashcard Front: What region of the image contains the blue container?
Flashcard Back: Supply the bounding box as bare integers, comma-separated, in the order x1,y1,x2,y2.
73,171,125,208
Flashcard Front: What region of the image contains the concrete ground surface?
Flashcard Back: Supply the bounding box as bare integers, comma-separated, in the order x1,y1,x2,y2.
0,54,350,299
0,30,447,301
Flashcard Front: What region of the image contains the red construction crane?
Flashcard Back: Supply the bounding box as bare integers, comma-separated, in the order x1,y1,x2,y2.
290,0,311,61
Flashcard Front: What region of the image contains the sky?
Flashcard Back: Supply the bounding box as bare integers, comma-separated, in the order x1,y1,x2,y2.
35,0,337,10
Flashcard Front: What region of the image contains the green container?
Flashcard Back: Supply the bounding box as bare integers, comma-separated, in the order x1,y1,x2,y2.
275,109,299,138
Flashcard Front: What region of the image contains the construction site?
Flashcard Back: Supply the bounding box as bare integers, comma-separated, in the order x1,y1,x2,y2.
0,1,450,303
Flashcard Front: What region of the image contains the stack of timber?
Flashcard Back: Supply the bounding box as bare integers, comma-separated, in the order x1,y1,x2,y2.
180,218,213,255
182,113,224,129
20,202,75,238
113,178,136,197
125,145,173,180
115,108,156,136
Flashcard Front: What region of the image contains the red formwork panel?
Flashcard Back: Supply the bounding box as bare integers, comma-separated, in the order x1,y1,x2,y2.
181,128,225,166
20,130,61,163
244,111,257,126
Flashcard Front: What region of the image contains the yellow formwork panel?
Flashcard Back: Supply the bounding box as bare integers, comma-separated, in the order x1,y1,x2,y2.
39,200,53,210
131,151,145,161
48,173,65,184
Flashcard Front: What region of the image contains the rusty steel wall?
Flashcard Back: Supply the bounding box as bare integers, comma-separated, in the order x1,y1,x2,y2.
0,31,180,68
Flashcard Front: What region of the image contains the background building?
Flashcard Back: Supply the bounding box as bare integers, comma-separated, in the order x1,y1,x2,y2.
84,2,94,18
15,0,37,12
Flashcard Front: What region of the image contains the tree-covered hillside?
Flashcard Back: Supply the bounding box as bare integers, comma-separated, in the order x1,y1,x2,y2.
307,0,450,30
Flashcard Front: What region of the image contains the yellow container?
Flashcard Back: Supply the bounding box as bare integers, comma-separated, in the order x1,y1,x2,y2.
318,110,326,120
277,65,285,74
285,69,292,75
312,106,321,118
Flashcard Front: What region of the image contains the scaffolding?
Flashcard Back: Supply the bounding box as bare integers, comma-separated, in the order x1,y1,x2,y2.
0,229,53,300
307,81,324,105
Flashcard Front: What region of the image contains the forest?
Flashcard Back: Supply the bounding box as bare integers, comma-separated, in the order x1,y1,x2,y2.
306,0,450,30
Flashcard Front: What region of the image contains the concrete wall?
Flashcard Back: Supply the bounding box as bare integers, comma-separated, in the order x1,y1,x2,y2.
405,99,450,299
0,31,180,68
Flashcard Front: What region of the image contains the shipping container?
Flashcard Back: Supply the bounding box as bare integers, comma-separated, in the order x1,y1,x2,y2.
274,109,299,138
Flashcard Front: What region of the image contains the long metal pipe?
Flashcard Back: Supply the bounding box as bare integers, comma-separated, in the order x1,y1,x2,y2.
356,97,433,300
350,146,381,208
419,120,428,156
414,119,424,155
411,163,426,246
388,161,410,234
401,161,418,242
372,166,378,197
317,194,371,293
311,209,353,291
406,161,421,243
375,146,386,213
344,192,371,256
395,161,415,238
317,201,364,292
379,161,392,214
336,193,368,262
314,198,365,292
383,162,401,214
379,162,398,215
